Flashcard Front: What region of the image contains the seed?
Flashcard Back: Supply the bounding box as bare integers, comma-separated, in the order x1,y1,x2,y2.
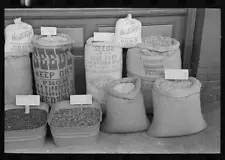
50,107,101,128
5,108,47,131
158,79,193,92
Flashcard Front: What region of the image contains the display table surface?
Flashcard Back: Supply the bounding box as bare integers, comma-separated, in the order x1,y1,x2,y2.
5,101,220,153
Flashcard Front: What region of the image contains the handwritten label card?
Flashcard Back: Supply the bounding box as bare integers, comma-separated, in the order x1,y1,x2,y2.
165,69,189,80
94,32,115,42
70,95,93,105
41,27,57,36
16,95,40,114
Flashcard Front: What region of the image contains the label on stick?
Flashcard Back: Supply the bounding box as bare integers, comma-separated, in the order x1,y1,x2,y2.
41,27,57,36
70,95,92,105
16,95,40,114
16,95,40,106
165,69,189,80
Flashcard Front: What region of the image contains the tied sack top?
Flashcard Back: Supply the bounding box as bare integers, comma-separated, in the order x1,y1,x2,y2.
114,14,142,48
5,17,34,57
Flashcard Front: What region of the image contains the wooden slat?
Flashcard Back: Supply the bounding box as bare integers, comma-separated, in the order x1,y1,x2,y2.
5,8,187,19
142,25,173,37
98,25,173,37
182,8,197,69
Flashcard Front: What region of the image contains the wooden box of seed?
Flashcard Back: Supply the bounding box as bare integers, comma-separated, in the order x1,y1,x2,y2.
48,100,102,147
4,103,49,151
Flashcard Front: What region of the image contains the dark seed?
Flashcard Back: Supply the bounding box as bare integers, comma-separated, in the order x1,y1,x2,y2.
5,108,47,131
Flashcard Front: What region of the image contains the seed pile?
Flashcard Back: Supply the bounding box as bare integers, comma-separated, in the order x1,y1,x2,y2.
140,48,172,56
114,82,135,94
143,36,177,49
158,79,193,93
5,109,47,131
50,107,101,128
139,36,179,57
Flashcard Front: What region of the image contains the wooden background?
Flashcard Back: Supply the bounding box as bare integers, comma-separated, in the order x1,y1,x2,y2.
5,8,197,94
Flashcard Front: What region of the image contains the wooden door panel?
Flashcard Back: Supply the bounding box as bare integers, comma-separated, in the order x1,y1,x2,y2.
5,8,195,94
97,16,185,42
138,16,186,43
98,26,115,33
142,25,173,37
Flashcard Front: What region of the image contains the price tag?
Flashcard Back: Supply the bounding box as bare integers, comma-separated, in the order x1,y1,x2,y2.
94,32,115,42
41,27,57,36
165,69,189,80
16,95,40,114
70,95,92,105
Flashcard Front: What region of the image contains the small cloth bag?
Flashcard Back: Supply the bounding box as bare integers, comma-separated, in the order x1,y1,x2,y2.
114,14,142,48
5,17,34,57
101,77,150,133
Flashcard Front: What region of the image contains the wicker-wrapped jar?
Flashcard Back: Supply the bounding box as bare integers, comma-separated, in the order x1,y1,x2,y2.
31,34,75,104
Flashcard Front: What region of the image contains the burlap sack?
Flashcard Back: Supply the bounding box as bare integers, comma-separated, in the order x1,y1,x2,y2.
147,77,207,137
101,77,150,133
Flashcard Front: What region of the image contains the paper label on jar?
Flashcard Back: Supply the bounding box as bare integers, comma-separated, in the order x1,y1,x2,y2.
70,95,92,105
165,69,189,80
32,47,75,104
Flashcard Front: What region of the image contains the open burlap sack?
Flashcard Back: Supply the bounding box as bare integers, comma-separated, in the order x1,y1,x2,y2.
101,77,150,133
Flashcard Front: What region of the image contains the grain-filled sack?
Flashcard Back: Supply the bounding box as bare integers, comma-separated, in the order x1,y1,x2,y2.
147,77,207,137
127,72,155,113
137,36,181,79
85,37,123,113
31,34,75,104
4,18,34,105
126,36,181,113
101,77,150,133
114,14,142,48
5,18,34,57
5,56,33,104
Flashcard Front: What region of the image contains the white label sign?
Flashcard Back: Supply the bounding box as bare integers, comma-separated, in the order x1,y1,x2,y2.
94,32,115,42
70,95,93,105
165,69,189,80
16,95,40,114
41,27,57,36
